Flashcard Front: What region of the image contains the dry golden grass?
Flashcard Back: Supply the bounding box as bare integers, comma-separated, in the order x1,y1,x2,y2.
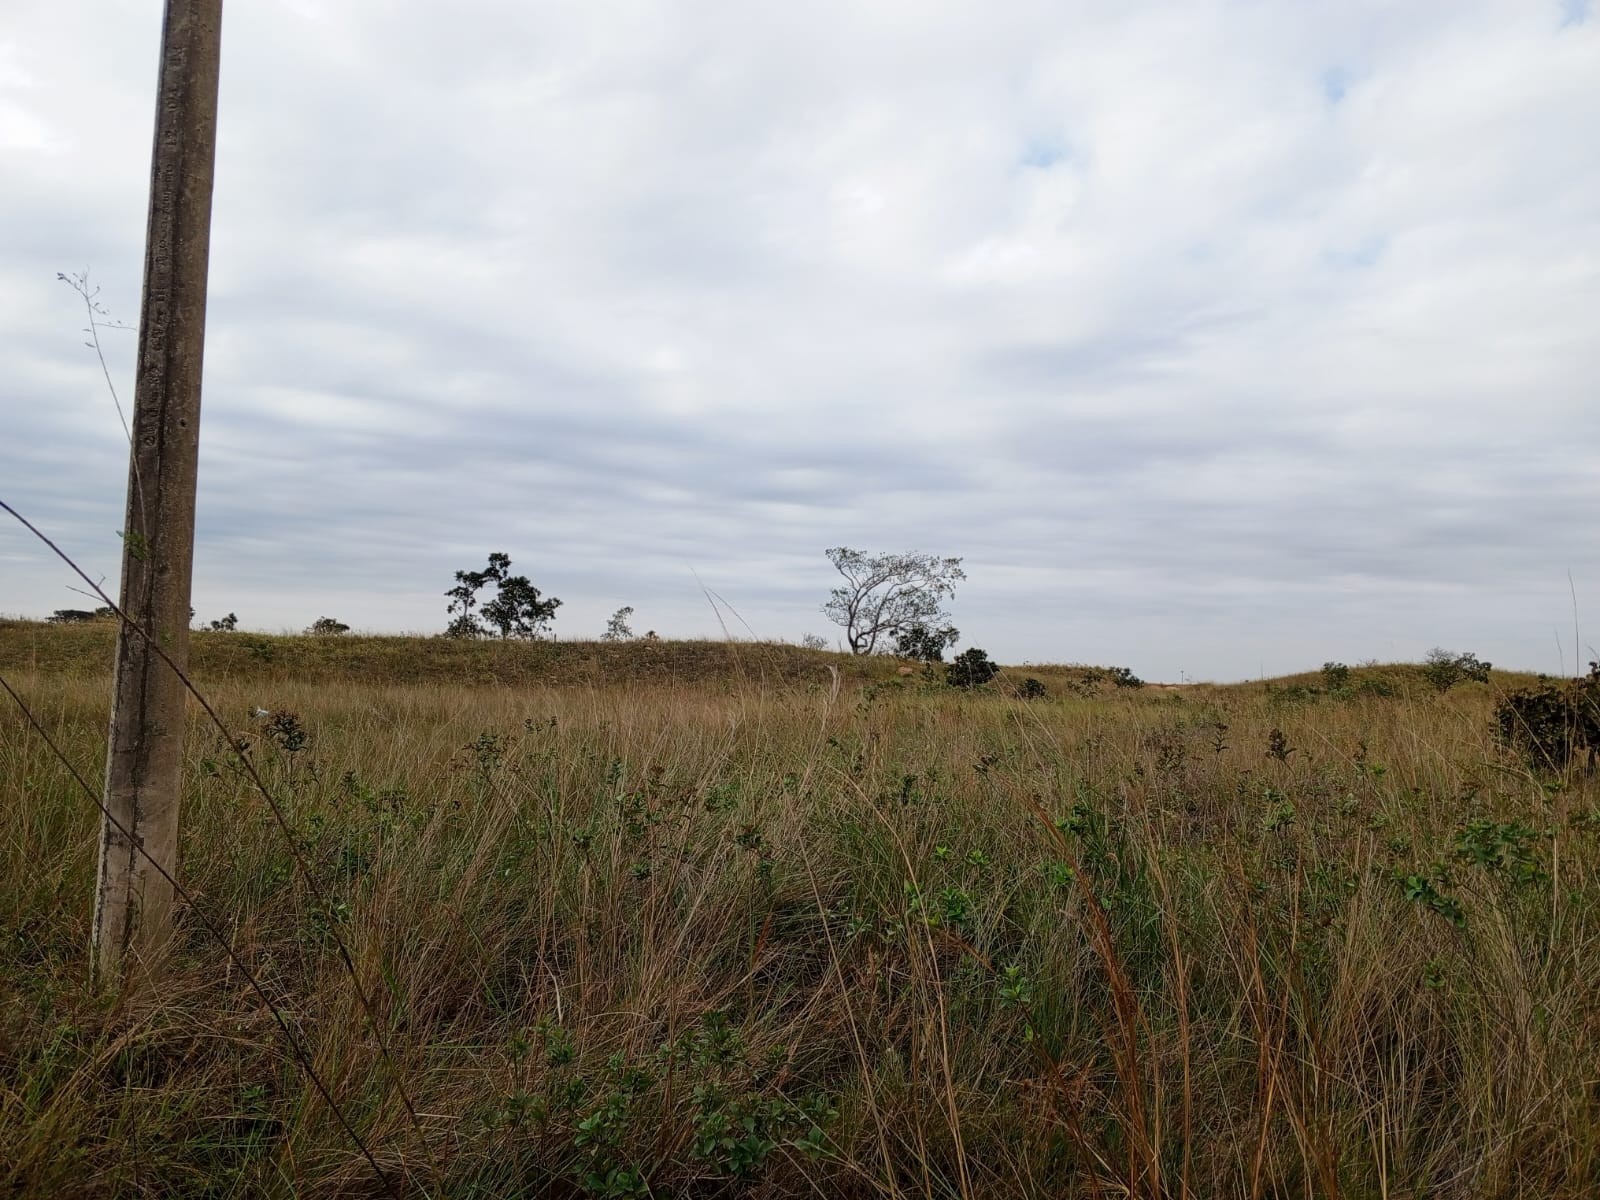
1,623,1596,1197
0,619,895,689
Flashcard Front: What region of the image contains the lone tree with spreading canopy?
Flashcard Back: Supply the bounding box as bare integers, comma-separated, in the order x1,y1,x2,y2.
822,547,965,655
446,552,561,639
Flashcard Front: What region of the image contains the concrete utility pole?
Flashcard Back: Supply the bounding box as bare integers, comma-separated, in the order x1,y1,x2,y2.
93,0,224,987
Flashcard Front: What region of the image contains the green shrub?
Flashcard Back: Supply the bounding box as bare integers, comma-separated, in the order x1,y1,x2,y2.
1424,648,1492,692
1495,662,1600,770
946,647,998,689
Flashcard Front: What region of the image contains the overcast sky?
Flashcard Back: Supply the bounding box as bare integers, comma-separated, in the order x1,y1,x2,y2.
3,1,1597,680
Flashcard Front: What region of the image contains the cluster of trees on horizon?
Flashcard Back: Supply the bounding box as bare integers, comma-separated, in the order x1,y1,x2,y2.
37,552,1533,702
430,547,977,656
39,546,1026,675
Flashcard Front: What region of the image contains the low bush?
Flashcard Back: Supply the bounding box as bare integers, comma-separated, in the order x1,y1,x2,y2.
946,647,998,689
1495,662,1600,770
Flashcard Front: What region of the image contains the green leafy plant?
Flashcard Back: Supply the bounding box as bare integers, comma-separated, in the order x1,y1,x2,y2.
1453,819,1548,886
997,964,1034,1008
1261,794,1296,832
573,1058,656,1197
1397,869,1466,928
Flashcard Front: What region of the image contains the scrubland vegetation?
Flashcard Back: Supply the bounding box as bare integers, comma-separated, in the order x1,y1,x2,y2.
2,620,1598,1197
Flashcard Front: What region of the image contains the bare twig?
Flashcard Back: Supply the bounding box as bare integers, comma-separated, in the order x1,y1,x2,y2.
57,269,134,445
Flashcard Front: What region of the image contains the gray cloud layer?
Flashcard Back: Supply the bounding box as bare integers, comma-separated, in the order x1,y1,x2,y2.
3,0,1597,679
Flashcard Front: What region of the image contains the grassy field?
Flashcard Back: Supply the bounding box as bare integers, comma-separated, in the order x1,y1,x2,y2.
2,622,1596,1198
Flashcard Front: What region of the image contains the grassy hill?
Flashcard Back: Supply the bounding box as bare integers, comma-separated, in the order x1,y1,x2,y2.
0,618,1180,696
0,617,1534,696
3,623,1589,1196
0,618,896,689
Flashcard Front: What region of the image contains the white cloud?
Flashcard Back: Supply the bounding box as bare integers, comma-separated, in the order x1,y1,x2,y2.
2,0,1597,678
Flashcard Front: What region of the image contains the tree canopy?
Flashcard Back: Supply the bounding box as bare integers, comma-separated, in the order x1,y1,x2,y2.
446,552,561,639
821,547,965,655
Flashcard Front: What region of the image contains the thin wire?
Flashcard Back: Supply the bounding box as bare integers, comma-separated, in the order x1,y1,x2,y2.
1,497,436,1178
0,672,398,1197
